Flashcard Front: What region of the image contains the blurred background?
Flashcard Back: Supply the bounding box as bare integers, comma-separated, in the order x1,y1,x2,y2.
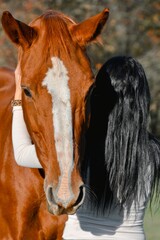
0,0,160,239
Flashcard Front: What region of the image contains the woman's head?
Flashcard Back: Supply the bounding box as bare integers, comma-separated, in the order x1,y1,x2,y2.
85,56,160,211
103,56,151,207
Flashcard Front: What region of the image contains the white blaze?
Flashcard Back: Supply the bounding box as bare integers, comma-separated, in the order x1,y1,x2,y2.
42,57,74,203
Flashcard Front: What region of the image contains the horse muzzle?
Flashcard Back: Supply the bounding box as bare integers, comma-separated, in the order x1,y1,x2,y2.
45,184,85,216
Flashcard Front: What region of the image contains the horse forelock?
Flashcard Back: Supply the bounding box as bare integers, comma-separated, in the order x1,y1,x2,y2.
42,10,76,24
31,10,76,56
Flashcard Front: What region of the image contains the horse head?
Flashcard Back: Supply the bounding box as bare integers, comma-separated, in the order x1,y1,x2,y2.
1,9,109,215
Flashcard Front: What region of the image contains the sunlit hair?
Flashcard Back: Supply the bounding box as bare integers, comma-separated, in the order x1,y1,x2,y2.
83,56,160,212
105,56,160,207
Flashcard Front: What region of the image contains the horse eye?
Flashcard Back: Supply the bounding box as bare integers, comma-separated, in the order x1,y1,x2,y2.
22,87,32,98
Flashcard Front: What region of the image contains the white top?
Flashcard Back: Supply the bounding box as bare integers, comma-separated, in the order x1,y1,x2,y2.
63,195,149,240
63,166,151,240
12,106,150,240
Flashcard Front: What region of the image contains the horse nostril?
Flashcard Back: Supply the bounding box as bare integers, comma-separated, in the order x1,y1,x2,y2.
46,186,55,205
73,185,85,207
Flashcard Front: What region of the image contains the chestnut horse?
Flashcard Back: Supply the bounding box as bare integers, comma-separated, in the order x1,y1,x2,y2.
0,9,109,239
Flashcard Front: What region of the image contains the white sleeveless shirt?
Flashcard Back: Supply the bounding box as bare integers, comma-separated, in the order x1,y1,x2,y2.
63,196,149,240
63,164,151,240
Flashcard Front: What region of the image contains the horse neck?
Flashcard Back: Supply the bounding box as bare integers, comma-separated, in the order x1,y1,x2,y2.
0,68,15,161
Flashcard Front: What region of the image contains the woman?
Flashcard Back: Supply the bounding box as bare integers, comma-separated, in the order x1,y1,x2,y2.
12,56,160,239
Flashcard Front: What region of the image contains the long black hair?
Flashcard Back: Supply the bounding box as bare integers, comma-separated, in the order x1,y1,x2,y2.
83,56,160,212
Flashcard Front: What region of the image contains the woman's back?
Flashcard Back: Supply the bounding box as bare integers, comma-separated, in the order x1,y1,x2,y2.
64,195,149,239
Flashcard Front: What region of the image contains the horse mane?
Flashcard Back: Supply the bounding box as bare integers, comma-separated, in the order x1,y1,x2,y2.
83,56,160,213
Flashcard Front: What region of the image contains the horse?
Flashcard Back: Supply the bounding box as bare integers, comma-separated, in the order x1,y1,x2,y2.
0,9,109,239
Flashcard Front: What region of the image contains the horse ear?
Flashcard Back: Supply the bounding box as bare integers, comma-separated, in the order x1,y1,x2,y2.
70,8,109,47
1,11,37,48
